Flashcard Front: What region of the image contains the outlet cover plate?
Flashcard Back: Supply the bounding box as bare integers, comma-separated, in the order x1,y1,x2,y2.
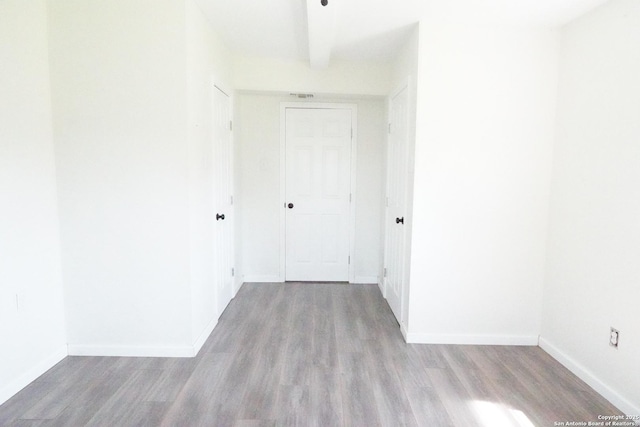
610,327,619,348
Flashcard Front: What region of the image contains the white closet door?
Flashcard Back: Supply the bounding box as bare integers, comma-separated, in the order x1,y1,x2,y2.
213,86,234,316
385,86,409,325
285,108,352,282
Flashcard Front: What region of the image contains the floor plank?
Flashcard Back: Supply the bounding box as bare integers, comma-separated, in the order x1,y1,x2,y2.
0,282,624,426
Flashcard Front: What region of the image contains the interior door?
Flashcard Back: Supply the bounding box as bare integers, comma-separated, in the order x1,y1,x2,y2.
385,86,409,325
285,108,352,282
213,86,234,316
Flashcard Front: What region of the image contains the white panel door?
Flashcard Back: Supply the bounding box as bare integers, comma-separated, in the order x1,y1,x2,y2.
213,86,234,316
385,86,409,324
285,108,352,281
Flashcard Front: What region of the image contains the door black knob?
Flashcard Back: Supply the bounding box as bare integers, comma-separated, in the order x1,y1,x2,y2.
396,217,404,224
216,213,225,221
288,203,294,209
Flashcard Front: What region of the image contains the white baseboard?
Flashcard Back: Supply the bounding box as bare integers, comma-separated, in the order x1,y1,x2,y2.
67,344,195,358
0,345,67,406
405,333,539,346
234,276,244,294
377,280,385,297
539,336,640,418
352,276,379,284
242,275,282,283
192,316,218,356
400,322,409,341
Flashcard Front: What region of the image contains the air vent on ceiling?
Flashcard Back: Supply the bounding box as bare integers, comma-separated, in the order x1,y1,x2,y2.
290,93,314,99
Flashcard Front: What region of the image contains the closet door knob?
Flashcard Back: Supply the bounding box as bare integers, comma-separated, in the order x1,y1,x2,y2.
288,203,294,209
396,217,404,224
216,213,225,221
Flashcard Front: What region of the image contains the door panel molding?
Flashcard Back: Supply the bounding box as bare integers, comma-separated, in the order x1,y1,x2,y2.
279,102,358,283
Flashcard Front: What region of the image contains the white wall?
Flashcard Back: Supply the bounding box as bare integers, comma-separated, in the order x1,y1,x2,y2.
236,93,386,283
186,0,234,351
353,100,387,283
48,0,193,356
235,94,281,282
233,56,392,97
541,0,640,415
0,0,67,405
406,24,559,344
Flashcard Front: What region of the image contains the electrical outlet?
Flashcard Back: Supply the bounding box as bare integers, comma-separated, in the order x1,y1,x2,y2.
609,327,619,348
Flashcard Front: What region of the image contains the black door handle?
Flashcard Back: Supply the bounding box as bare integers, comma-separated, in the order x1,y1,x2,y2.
216,213,225,221
396,217,404,224
288,203,294,209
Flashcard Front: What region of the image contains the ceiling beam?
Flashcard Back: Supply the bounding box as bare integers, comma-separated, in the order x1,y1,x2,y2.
306,0,336,69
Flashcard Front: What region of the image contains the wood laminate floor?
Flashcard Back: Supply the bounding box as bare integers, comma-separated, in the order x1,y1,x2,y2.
0,282,623,426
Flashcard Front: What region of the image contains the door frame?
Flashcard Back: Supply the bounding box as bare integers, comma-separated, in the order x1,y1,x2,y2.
279,102,358,283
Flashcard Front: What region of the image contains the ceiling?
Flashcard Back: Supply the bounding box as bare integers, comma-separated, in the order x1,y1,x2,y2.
196,0,609,66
